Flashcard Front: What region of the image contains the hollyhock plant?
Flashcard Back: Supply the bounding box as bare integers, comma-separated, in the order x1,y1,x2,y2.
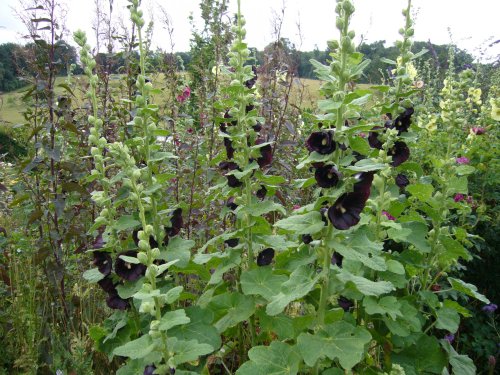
305,131,336,154
256,138,273,168
220,161,243,188
471,126,485,135
244,65,258,89
331,252,343,267
328,191,367,230
257,248,275,266
115,250,146,281
106,290,130,310
168,208,183,237
368,127,383,149
456,156,470,165
176,86,191,103
454,193,465,202
225,238,239,248
302,234,313,244
256,185,267,199
382,211,396,221
392,107,414,134
314,165,342,188
338,296,354,312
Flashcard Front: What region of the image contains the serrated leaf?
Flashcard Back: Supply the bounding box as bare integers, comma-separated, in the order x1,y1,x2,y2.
407,183,434,201
241,267,288,300
448,278,489,303
266,265,320,316
336,269,394,296
237,341,301,375
160,236,194,268
113,334,155,359
169,306,221,349
363,296,402,320
158,309,190,331
435,307,460,333
297,321,371,369
83,268,105,283
115,215,140,231
209,292,256,332
168,337,213,366
274,211,325,235
327,233,386,271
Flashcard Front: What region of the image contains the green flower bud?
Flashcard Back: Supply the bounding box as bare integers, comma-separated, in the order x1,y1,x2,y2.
138,230,148,241
151,247,160,259
132,169,141,180
137,251,149,264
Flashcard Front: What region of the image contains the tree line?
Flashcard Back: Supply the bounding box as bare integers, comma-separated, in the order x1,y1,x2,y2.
0,39,480,93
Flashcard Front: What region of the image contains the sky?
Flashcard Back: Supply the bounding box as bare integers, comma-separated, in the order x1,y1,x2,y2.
0,0,499,61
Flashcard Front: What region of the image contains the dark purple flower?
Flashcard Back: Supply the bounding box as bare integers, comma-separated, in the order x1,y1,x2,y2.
454,193,465,202
314,165,342,188
245,65,258,89
220,162,242,188
471,126,486,135
331,252,343,267
224,137,235,159
302,234,313,244
444,333,455,343
368,127,383,149
388,141,410,166
482,304,498,313
256,185,267,199
257,248,275,266
115,250,146,281
226,197,238,211
353,172,374,201
253,122,263,133
246,104,255,113
93,251,112,276
328,191,366,230
225,238,239,248
98,276,116,293
392,107,414,134
168,208,183,237
338,296,354,311
320,207,329,225
456,156,470,165
106,291,130,310
305,131,336,154
144,365,156,375
395,174,410,188
256,138,273,168
382,211,396,221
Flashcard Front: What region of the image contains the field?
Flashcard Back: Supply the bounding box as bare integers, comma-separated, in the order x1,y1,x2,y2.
0,0,498,374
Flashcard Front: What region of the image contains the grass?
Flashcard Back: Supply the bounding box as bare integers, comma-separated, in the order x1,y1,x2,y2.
0,75,372,127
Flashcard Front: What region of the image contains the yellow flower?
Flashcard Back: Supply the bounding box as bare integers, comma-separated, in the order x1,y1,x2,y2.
491,99,500,121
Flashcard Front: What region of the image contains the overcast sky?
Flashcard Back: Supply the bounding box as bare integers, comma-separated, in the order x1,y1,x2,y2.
0,0,498,61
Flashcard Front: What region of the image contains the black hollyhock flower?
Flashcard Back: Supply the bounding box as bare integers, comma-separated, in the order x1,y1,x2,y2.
302,234,313,244
256,185,267,199
98,276,116,293
253,122,262,133
368,127,383,149
245,65,258,89
353,172,374,201
225,238,239,248
315,165,341,188
328,191,366,230
226,197,238,211
106,291,130,310
305,131,335,154
224,137,235,159
395,173,410,188
331,252,343,267
392,107,414,134
220,162,242,188
256,138,272,168
115,250,146,281
257,248,275,266
246,104,255,113
388,141,410,167
144,365,156,375
93,233,104,249
383,239,405,253
338,296,354,312
168,208,183,237
93,251,112,276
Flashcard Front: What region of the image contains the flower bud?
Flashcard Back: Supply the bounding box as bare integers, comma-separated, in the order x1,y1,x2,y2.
137,251,149,264
151,247,160,259
138,240,150,251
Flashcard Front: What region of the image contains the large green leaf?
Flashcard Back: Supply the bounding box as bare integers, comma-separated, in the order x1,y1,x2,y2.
113,334,156,359
297,321,371,370
447,278,489,303
336,269,394,296
363,296,402,320
274,211,325,235
392,334,447,375
442,341,476,375
237,341,301,375
387,221,430,253
115,215,140,231
239,201,286,217
158,309,190,332
208,292,256,332
169,306,221,349
407,183,434,202
168,337,214,366
266,265,321,316
241,267,288,300
327,233,386,271
160,236,194,268
435,307,460,333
